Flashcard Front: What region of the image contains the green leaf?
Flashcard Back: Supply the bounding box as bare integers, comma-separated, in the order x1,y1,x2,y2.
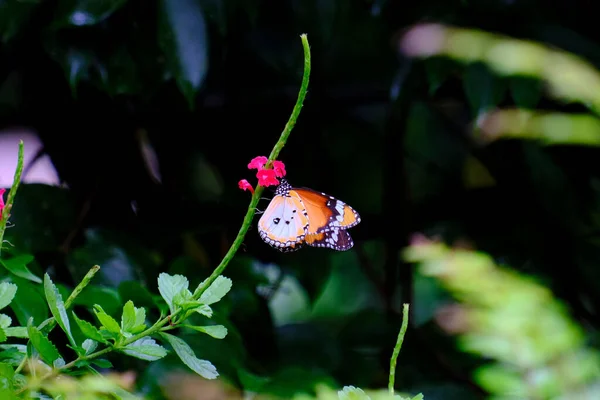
183,324,227,339
338,386,371,400
27,319,62,366
4,327,27,338
196,276,232,305
118,281,155,310
43,274,76,347
72,285,122,317
0,328,6,343
0,315,10,329
0,282,17,310
53,0,128,28
510,77,542,109
9,278,48,326
0,254,42,283
194,304,213,318
121,300,146,335
73,312,107,344
121,337,168,361
82,339,97,355
93,305,121,335
92,359,113,368
463,63,507,117
158,0,209,107
0,360,14,383
158,273,190,314
159,332,218,379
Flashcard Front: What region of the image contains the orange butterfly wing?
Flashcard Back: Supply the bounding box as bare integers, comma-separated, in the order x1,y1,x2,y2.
305,228,354,251
257,192,309,252
291,188,361,234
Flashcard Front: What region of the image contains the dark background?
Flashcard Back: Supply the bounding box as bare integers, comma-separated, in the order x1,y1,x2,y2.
3,0,600,398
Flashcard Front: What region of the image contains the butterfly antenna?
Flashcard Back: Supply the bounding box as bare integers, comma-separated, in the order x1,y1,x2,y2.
255,209,264,215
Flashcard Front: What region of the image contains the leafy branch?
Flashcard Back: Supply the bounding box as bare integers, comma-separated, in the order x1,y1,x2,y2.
0,34,312,398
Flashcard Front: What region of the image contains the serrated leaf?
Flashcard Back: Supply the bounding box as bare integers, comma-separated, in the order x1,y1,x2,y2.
82,339,97,355
121,337,168,361
0,314,10,329
158,0,209,108
194,304,213,318
43,274,76,347
196,276,232,305
159,332,218,379
27,319,62,366
0,282,17,310
93,305,121,335
73,312,107,344
121,300,146,334
184,324,227,339
157,273,190,314
5,327,27,338
0,255,42,283
338,386,371,400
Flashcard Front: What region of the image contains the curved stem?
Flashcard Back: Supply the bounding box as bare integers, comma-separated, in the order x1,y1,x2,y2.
389,303,410,395
194,34,311,299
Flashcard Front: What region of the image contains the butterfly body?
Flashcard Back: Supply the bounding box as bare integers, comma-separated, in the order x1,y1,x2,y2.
258,179,360,252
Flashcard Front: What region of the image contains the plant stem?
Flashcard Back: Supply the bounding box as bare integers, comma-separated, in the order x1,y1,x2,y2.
38,266,101,332
389,303,410,395
193,33,311,299
0,140,24,256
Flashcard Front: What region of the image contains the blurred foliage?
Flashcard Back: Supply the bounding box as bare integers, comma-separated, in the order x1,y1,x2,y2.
4,0,600,399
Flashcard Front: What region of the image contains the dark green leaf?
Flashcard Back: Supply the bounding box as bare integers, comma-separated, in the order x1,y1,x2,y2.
53,0,128,28
118,281,155,310
9,278,48,326
92,359,113,368
196,276,232,305
158,273,190,314
27,319,62,366
43,274,76,347
0,254,41,283
93,305,121,335
72,312,107,344
0,328,6,343
510,77,542,109
0,283,17,310
121,337,167,361
463,63,507,117
159,0,209,107
183,324,227,339
159,332,218,379
73,285,122,317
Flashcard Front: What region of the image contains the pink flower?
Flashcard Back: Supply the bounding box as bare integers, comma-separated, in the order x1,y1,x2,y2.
0,188,5,220
272,160,286,178
256,169,279,187
248,156,268,170
238,179,255,194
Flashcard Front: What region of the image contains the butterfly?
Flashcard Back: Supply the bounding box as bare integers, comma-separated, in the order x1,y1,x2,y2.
258,179,361,252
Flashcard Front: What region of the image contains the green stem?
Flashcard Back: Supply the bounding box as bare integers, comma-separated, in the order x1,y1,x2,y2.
0,140,24,256
389,303,410,395
38,266,101,332
193,33,311,299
